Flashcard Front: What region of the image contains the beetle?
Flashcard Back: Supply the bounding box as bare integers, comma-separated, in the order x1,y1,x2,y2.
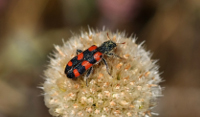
64,33,125,85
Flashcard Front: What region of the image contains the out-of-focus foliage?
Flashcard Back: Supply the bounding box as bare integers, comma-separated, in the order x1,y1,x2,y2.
0,0,200,117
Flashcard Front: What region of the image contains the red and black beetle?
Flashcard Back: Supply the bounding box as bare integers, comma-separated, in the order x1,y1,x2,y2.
64,33,125,85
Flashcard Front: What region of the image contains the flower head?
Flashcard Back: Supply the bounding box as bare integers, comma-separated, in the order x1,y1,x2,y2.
43,29,162,117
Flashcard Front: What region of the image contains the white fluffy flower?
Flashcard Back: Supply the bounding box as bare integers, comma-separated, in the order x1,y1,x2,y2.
43,29,162,117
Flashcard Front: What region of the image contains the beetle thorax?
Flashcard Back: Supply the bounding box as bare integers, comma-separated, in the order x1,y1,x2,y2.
98,41,117,54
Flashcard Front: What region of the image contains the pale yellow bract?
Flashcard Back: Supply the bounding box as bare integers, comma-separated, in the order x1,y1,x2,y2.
43,29,162,117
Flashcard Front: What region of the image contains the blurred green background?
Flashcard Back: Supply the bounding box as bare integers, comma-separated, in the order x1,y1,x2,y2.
0,0,200,117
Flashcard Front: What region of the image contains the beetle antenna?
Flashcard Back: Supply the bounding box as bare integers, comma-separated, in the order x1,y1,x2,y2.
107,33,112,40
107,32,125,44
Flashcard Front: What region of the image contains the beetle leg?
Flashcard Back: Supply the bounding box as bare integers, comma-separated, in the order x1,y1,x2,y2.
76,49,83,55
84,67,93,86
107,52,122,59
102,58,112,77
